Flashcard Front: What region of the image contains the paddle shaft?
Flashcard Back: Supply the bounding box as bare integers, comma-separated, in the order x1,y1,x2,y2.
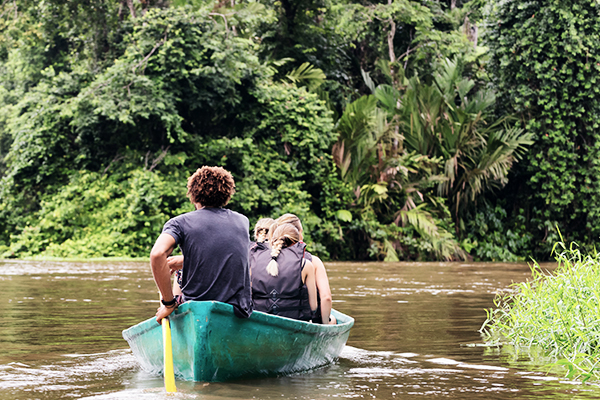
161,318,177,393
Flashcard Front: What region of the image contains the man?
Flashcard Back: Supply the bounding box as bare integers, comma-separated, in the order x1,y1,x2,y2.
150,166,252,322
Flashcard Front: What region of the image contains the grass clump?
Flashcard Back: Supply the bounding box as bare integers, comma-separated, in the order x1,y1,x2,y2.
481,241,600,381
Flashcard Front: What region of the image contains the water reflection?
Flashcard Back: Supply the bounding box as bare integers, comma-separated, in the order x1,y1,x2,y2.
1,259,600,399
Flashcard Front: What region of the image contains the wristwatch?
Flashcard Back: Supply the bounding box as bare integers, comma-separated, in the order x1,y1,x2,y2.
161,297,177,307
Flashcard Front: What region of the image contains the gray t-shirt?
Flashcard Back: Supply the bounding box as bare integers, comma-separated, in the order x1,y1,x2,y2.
162,208,253,318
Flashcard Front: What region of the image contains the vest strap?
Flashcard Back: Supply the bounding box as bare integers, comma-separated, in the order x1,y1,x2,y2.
268,305,306,313
253,293,300,300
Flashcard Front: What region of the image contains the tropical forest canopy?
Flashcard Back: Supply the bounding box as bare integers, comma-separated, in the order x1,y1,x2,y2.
0,0,598,262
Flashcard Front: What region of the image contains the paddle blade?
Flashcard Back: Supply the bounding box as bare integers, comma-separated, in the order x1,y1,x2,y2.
162,318,177,393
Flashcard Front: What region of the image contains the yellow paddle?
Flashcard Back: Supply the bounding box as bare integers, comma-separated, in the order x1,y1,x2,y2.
162,318,177,393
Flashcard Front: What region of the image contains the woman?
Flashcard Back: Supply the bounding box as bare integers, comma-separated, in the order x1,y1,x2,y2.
252,217,275,244
249,217,275,281
251,223,317,321
270,214,336,325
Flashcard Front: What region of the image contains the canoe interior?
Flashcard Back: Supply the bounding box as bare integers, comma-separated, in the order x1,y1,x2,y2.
122,301,354,382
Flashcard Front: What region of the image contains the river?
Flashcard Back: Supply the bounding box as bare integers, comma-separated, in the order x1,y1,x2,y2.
0,259,598,399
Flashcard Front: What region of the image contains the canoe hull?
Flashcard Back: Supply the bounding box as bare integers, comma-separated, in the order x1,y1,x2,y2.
122,301,354,381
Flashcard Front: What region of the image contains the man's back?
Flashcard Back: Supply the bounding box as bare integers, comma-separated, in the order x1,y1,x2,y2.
163,207,252,318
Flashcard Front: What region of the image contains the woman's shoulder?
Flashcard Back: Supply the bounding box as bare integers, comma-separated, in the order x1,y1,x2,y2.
250,241,270,252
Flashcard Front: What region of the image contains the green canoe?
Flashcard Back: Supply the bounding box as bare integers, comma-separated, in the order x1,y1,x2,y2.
122,301,354,382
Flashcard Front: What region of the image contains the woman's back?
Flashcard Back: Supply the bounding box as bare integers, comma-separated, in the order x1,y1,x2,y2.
251,242,312,321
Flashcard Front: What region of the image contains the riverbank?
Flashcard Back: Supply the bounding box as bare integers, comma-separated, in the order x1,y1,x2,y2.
481,243,600,381
0,256,147,262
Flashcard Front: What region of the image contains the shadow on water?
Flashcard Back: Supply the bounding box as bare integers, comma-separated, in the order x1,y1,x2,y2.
0,259,599,399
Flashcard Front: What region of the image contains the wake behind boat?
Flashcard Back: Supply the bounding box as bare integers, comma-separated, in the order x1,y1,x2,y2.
122,301,354,381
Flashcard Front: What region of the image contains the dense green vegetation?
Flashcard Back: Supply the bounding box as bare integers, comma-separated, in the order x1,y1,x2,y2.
0,0,599,261
484,0,600,261
481,242,600,381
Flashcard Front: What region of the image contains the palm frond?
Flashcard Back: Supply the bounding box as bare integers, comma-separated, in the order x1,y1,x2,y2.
396,205,466,260
396,204,438,237
286,62,326,91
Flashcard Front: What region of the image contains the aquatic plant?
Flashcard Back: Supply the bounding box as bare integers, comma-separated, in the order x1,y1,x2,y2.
481,240,600,382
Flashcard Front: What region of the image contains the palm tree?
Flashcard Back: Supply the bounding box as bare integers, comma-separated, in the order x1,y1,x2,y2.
331,57,532,260
332,91,465,261
376,58,533,232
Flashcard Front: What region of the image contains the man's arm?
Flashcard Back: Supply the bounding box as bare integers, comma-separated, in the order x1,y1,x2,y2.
150,233,177,322
167,255,184,274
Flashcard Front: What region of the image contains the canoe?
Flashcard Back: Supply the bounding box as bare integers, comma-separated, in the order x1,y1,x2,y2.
122,301,354,382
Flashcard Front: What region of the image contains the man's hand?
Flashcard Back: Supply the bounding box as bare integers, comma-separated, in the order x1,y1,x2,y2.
167,255,184,274
156,304,176,323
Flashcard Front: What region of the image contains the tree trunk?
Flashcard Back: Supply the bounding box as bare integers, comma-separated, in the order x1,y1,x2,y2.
387,19,396,62
387,0,396,62
463,16,478,48
127,0,136,18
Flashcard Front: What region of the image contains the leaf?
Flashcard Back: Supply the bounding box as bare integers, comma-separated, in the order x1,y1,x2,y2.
286,62,326,91
336,209,353,222
361,69,376,93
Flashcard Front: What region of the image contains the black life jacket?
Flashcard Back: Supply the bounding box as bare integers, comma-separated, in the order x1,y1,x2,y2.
251,242,312,321
249,241,269,273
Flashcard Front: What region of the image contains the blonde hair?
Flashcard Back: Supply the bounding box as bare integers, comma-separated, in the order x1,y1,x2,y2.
268,213,303,243
266,223,301,277
254,218,275,243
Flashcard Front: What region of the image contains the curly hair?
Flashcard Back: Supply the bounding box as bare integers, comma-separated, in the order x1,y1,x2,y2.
187,166,235,208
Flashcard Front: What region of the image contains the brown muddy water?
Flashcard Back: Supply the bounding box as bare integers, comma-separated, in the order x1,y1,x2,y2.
0,260,598,399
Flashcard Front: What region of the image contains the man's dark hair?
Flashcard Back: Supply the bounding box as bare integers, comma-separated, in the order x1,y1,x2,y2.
187,166,235,207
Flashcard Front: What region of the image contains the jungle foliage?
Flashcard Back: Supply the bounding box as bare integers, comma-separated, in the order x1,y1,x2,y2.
484,0,600,260
0,0,597,261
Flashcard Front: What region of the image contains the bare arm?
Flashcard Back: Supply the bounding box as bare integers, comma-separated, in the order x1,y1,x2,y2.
172,278,183,296
167,255,184,274
313,256,334,324
150,233,177,322
167,255,184,296
302,260,318,312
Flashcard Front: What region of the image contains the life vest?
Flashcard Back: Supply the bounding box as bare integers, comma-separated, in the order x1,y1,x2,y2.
249,241,269,273
251,242,312,321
